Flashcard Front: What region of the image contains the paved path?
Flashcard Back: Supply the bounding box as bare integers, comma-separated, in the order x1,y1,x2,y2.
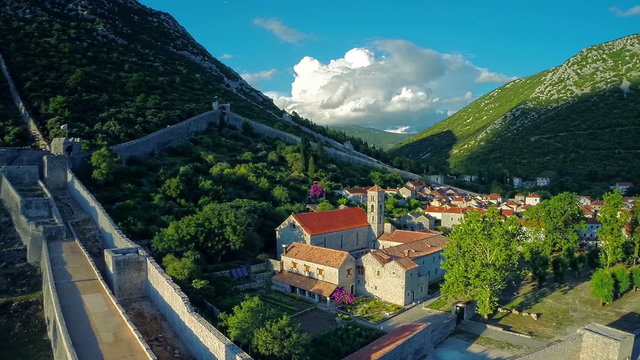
48,239,150,359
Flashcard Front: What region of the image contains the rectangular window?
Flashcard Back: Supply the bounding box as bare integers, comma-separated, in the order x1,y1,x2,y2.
290,223,295,229
374,285,377,290
376,270,381,277
421,286,424,293
318,268,324,276
357,266,365,275
305,265,310,272
347,268,352,276
433,256,435,262
340,235,343,249
292,262,297,269
435,269,438,275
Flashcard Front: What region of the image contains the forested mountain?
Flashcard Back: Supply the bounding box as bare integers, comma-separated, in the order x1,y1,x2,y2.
0,0,292,148
393,34,640,194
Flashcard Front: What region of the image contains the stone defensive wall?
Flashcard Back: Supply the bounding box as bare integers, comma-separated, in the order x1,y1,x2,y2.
41,240,79,360
0,166,65,263
87,106,419,180
65,169,251,360
515,323,634,360
0,53,50,151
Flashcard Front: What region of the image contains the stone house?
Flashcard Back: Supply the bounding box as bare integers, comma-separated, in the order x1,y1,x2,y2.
405,181,424,193
276,187,385,258
272,243,356,303
515,193,526,202
395,212,434,231
525,193,541,206
399,186,416,200
357,235,447,306
343,186,371,204
377,230,443,249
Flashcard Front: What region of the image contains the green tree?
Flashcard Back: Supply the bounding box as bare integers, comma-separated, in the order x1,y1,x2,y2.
162,254,200,282
598,190,630,268
317,200,335,211
591,268,615,306
308,155,316,177
219,297,276,349
631,267,640,290
630,198,640,265
523,192,585,257
272,185,290,204
90,146,120,183
441,208,522,318
611,266,631,297
252,315,310,360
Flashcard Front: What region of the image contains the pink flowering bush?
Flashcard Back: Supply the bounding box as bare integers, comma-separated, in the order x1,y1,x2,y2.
309,184,325,200
331,286,356,304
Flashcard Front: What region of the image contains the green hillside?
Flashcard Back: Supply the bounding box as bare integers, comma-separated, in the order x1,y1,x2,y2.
0,0,290,148
393,34,640,194
331,125,412,150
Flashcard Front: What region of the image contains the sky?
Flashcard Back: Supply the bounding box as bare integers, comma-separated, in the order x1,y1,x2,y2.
140,0,640,133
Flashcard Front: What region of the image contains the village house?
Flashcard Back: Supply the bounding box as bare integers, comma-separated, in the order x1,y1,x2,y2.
525,193,541,205
343,186,371,203
515,193,526,202
423,206,479,229
395,212,434,231
399,186,416,200
276,187,386,258
377,230,443,249
405,180,425,193
591,200,604,211
536,177,551,187
357,235,448,306
610,182,634,195
579,218,602,246
578,195,592,206
485,193,504,204
272,243,356,303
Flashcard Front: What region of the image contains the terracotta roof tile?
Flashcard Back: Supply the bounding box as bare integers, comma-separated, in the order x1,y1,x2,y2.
283,243,351,268
292,207,368,235
378,230,440,244
372,233,447,270
344,324,428,360
528,193,541,198
368,186,385,192
272,271,337,297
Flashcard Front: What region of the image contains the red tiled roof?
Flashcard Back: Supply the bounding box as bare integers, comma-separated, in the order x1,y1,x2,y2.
424,206,474,214
528,193,541,198
292,207,368,235
345,186,371,195
501,209,516,217
378,230,440,244
272,271,337,297
487,193,502,199
591,201,604,205
368,186,385,192
371,234,448,270
515,193,525,197
283,243,350,268
344,324,428,360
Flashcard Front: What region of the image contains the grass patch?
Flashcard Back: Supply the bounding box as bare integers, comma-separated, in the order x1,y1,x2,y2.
308,323,385,360
426,298,449,311
487,273,640,340
345,297,402,322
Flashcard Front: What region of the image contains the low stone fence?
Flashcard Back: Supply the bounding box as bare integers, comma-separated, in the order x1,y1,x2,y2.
459,319,533,338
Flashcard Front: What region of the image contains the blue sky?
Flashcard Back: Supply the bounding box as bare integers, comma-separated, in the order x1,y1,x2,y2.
140,1,639,132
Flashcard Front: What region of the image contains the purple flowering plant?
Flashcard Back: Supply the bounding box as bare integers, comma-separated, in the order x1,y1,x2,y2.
331,286,356,304
309,184,325,200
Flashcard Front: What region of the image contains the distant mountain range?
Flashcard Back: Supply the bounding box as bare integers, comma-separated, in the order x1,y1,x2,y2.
330,125,412,150
393,34,640,194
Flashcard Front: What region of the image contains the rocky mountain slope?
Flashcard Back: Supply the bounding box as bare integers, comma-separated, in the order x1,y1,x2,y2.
393,34,640,193
0,0,285,147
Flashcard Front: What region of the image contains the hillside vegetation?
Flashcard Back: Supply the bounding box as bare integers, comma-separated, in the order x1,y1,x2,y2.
0,0,291,148
394,34,640,195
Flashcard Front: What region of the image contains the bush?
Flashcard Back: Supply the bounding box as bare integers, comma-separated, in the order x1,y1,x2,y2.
591,268,615,305
611,266,631,297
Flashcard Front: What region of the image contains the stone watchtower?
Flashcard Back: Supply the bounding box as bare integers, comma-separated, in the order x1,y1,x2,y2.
367,186,385,240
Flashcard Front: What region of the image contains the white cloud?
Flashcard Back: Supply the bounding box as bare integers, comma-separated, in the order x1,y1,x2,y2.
220,54,234,59
241,69,277,85
253,18,308,43
385,126,414,134
610,5,640,16
269,40,517,132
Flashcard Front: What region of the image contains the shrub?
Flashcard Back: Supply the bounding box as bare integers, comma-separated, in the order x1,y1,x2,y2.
591,268,615,305
611,266,631,296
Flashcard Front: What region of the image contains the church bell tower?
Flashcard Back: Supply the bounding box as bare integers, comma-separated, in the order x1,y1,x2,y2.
367,186,385,239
